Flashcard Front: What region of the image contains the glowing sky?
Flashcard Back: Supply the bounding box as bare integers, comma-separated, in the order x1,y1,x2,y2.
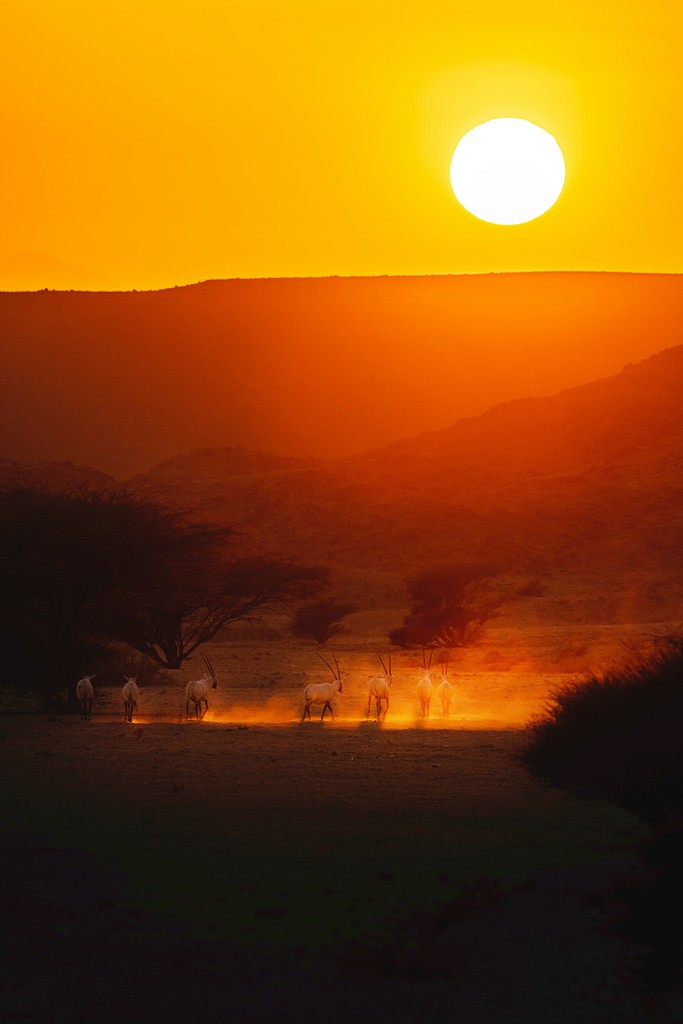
2,1,683,290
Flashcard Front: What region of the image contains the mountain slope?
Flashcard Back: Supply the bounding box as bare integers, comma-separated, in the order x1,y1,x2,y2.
132,345,683,622
2,271,683,476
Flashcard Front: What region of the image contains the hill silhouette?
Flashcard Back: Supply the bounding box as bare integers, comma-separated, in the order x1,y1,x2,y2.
128,344,683,625
2,271,683,476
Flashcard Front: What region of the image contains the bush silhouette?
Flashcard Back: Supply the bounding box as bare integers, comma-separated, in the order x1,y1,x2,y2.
389,561,504,649
0,484,327,701
521,635,683,828
291,599,356,646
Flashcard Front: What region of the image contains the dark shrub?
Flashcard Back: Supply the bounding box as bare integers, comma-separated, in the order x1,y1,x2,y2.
521,635,683,827
388,560,504,649
290,599,356,645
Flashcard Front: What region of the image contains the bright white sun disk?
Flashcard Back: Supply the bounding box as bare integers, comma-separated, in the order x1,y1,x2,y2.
450,118,565,225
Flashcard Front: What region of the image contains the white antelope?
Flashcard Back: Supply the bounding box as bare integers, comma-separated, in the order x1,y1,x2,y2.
75,674,95,719
366,652,392,721
416,650,433,719
302,652,344,721
437,654,454,717
185,653,219,719
122,675,140,723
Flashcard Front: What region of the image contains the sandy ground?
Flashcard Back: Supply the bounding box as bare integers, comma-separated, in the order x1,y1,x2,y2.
1,626,678,1023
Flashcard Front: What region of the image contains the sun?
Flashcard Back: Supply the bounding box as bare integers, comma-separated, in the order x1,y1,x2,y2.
449,118,565,225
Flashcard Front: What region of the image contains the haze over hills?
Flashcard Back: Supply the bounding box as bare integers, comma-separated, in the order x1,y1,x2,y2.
2,271,683,477
123,344,683,624
4,342,682,626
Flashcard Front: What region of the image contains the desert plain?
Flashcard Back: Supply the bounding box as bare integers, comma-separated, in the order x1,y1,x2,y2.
2,614,675,1024
3,275,683,1020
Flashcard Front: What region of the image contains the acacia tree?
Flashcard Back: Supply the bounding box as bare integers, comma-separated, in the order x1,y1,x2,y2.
389,561,504,649
0,484,134,702
290,599,357,646
0,484,328,700
114,553,329,667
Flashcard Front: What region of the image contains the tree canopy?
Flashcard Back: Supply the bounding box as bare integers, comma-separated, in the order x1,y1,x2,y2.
290,599,357,646
0,484,327,698
389,561,504,649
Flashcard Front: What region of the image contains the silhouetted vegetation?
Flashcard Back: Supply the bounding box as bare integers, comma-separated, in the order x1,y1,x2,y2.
389,561,504,649
111,551,327,668
516,577,548,598
521,634,683,827
0,484,327,702
523,637,683,997
290,599,356,645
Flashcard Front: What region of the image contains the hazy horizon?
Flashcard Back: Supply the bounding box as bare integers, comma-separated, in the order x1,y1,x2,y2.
2,266,682,296
3,270,683,477
3,3,683,289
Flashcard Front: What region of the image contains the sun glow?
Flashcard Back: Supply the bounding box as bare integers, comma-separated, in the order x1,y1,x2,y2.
450,118,565,225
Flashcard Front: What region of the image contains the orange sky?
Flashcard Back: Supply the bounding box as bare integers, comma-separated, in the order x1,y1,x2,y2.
2,1,683,291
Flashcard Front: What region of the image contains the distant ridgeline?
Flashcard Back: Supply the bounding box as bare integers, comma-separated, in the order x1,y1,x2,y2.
2,271,683,477
4,341,683,625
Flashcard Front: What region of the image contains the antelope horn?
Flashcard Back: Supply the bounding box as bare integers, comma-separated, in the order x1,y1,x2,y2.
388,652,392,676
376,652,388,675
332,652,341,679
201,652,216,679
317,651,337,678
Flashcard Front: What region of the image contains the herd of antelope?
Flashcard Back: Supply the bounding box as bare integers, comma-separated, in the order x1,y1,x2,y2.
74,649,456,724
